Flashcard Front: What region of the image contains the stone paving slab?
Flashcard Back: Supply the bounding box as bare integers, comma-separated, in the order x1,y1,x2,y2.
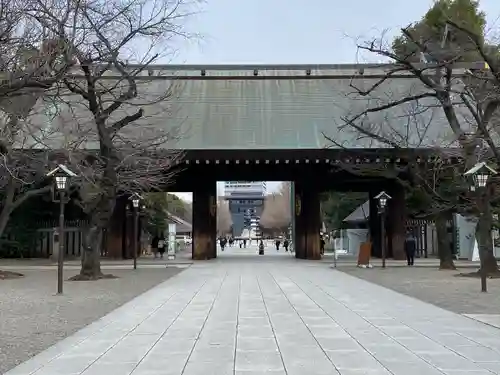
6,253,500,375
465,315,500,330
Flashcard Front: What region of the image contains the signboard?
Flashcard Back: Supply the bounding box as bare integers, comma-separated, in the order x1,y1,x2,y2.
295,194,301,216
168,223,176,260
209,196,216,217
357,242,372,267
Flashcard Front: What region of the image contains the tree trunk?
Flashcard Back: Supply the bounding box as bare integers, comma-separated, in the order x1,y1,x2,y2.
0,206,12,240
435,213,456,270
454,137,498,274
80,225,104,278
0,179,16,240
476,193,499,275
72,144,118,280
73,193,117,280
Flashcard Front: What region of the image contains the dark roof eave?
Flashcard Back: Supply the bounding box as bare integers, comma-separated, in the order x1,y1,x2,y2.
71,62,489,71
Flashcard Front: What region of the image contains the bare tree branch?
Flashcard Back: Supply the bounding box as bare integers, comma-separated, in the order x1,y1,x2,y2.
216,199,232,235
331,9,500,271
21,0,199,279
260,182,291,233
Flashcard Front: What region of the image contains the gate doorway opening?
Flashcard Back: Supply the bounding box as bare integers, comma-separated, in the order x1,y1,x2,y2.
217,181,295,259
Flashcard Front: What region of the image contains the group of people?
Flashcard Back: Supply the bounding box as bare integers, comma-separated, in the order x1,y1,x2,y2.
274,238,290,252
218,236,237,251
151,234,166,258
153,230,418,265
215,235,336,257
219,237,256,251
218,236,295,255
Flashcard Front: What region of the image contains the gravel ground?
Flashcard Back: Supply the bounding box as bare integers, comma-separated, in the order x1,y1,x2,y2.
337,265,500,315
0,266,184,374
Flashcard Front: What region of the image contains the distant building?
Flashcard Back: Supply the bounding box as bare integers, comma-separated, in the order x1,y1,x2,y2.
165,210,192,236
223,181,265,237
224,181,266,196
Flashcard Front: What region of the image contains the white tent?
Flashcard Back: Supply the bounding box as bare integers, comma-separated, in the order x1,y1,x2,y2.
340,200,370,255
343,200,370,223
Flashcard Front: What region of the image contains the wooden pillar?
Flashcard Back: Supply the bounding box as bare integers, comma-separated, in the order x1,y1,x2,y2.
125,209,142,259
294,183,306,259
105,196,127,258
305,189,321,260
388,184,406,260
368,192,381,258
294,182,321,260
192,185,217,260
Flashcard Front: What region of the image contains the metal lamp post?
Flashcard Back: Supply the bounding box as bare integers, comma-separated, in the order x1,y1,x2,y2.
46,164,77,295
129,193,142,270
464,162,497,292
375,191,392,269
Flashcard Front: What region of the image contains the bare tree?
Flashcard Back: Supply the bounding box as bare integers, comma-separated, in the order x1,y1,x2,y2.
319,143,466,269
0,0,77,239
216,198,232,236
260,182,291,234
181,200,192,223
338,20,500,273
28,0,198,279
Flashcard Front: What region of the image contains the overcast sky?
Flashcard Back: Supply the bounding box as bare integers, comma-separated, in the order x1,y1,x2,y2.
173,0,500,65
170,0,500,203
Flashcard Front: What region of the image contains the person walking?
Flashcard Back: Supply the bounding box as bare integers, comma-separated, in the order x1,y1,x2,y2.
219,237,227,251
275,239,281,251
404,231,417,266
283,239,289,252
151,235,159,258
157,235,166,259
259,239,265,255
320,236,325,255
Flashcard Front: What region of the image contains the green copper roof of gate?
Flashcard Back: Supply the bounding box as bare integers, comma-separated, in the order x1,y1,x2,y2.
138,66,467,150
28,65,475,150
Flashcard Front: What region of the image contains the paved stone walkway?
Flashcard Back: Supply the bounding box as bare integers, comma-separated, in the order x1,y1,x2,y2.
465,315,500,330
6,248,500,375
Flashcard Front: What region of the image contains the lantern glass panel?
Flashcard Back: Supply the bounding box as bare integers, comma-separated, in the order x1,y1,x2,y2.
476,173,489,188
379,197,387,208
55,176,67,190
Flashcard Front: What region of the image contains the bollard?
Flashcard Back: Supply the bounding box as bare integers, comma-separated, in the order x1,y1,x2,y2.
481,268,487,292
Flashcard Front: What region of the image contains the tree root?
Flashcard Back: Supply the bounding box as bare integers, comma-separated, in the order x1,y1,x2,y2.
0,270,24,279
68,273,118,281
439,265,457,270
456,269,500,279
439,261,457,270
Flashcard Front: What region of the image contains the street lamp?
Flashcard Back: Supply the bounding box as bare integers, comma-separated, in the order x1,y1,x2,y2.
128,193,143,270
46,164,77,294
464,162,496,189
464,162,497,292
375,191,392,269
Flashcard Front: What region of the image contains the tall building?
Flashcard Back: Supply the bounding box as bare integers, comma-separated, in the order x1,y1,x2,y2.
224,181,266,237
224,181,266,196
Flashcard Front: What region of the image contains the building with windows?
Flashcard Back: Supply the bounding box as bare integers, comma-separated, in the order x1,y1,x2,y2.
224,181,266,237
224,181,266,196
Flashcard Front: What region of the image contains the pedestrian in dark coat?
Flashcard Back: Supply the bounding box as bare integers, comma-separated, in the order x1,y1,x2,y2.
404,232,417,266
151,236,159,258
157,235,166,259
